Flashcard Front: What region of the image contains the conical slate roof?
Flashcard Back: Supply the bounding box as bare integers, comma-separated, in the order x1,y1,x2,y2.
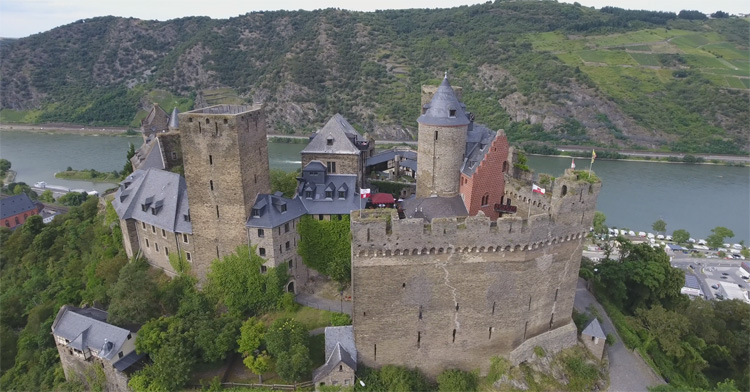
418,74,470,127
169,108,180,129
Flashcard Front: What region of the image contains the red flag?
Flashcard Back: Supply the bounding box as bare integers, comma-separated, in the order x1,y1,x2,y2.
532,184,545,195
360,188,371,199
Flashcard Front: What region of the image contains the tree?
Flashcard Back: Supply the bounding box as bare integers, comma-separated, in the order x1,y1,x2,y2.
0,159,11,177
673,229,690,244
238,317,266,355
58,191,88,206
107,258,161,326
39,190,55,203
593,211,607,235
631,305,689,357
597,239,684,312
276,343,312,382
123,143,136,176
245,351,271,383
652,219,667,234
437,369,478,392
270,169,299,198
706,227,734,249
265,318,308,357
710,11,730,18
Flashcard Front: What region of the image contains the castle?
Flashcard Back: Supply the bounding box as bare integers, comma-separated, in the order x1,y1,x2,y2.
348,75,601,378
112,74,600,380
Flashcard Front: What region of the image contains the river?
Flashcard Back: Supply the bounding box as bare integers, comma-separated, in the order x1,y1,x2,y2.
1,131,747,242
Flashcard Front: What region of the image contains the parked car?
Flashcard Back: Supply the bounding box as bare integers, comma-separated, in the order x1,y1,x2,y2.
722,272,729,276
721,276,728,279
711,284,719,290
741,275,749,280
666,235,673,241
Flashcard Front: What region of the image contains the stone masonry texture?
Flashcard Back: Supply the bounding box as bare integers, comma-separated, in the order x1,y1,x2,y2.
179,105,271,282
416,123,468,198
351,171,601,378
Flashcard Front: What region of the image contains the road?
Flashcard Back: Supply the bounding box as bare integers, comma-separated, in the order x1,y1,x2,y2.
558,145,750,163
574,278,665,391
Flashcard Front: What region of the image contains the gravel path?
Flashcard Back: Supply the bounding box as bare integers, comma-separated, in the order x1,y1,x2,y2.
295,293,352,315
574,278,665,391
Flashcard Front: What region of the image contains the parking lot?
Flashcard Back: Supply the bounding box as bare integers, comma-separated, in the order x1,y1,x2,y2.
671,256,749,301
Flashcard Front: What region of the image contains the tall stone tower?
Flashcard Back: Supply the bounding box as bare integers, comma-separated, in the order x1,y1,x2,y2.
178,104,271,280
416,75,470,198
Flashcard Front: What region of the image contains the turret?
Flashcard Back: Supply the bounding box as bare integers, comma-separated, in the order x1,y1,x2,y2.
415,74,469,198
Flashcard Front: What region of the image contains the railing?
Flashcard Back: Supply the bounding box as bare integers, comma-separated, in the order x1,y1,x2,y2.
494,204,518,214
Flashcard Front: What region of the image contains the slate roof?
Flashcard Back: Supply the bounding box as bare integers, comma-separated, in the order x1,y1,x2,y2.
0,193,37,220
296,161,362,215
581,319,606,340
141,104,169,132
461,123,497,177
246,192,307,229
301,114,363,155
418,75,470,127
131,138,165,171
51,305,132,362
168,107,179,129
366,149,417,167
401,159,418,171
313,326,358,383
401,195,468,221
112,168,192,234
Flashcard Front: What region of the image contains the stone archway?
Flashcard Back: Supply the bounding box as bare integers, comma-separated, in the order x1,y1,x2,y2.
287,281,295,294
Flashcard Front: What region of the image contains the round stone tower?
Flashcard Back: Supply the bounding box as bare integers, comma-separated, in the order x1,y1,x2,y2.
416,74,469,198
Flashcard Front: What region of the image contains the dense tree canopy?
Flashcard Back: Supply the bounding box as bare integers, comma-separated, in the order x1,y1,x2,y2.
297,215,351,283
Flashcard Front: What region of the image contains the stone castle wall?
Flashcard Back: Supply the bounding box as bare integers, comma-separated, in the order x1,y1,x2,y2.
56,344,130,392
158,132,183,171
415,123,468,198
350,172,600,377
179,105,271,281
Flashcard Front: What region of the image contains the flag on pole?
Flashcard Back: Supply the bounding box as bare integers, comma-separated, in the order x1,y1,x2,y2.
591,149,597,164
532,184,545,195
571,158,576,169
360,188,371,199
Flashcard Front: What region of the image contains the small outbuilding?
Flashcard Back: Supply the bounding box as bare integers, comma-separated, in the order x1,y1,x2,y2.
581,319,607,360
312,326,357,390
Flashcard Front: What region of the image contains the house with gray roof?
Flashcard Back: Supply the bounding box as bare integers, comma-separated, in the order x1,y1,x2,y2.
246,192,309,293
52,305,142,391
312,326,358,389
112,168,194,276
581,318,607,360
296,161,363,219
301,114,374,187
366,149,418,180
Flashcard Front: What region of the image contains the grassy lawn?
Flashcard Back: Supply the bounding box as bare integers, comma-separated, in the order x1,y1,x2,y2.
55,169,122,183
259,305,345,331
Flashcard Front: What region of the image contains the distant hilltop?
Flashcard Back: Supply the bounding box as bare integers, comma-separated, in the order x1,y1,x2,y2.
0,3,747,154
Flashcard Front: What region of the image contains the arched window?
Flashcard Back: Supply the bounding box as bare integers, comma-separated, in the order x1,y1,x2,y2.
481,194,490,206
561,185,568,196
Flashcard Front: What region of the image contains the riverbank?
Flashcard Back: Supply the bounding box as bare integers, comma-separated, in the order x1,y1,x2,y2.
55,169,122,183
0,123,131,135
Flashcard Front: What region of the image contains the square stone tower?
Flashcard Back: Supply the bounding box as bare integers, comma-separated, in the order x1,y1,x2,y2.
178,104,271,281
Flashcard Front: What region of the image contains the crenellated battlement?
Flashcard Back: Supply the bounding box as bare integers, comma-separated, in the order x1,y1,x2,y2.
351,170,601,260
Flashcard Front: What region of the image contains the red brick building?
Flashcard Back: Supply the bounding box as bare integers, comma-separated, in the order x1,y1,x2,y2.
459,128,510,219
1,193,40,229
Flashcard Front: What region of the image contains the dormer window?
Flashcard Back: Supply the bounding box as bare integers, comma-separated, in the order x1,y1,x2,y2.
252,208,260,217
280,204,287,213
338,191,346,199
325,190,333,199
142,196,154,212
449,109,456,117
327,136,334,146
151,199,163,215
305,191,313,199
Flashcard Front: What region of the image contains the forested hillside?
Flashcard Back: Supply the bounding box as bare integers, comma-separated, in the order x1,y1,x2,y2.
1,1,748,153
